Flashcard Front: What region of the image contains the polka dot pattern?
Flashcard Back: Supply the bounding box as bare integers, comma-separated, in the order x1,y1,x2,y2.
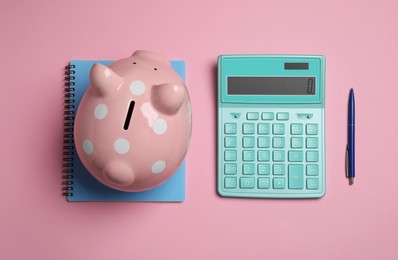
114,138,130,154
129,80,146,96
94,103,108,119
83,139,94,155
153,118,167,135
152,160,166,174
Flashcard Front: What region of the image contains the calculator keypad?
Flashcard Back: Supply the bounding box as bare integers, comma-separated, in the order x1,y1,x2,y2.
220,110,324,197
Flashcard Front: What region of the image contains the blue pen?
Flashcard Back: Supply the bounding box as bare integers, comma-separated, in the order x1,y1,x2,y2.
346,88,355,185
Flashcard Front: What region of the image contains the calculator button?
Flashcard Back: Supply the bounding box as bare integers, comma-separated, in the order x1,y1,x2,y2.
306,124,318,135
288,151,304,162
224,123,237,134
273,150,285,162
258,137,270,148
291,137,303,149
240,177,255,189
288,164,304,189
242,163,255,175
258,123,270,135
242,136,255,148
225,150,237,161
273,178,286,189
306,151,319,162
224,163,237,175
306,137,318,149
273,123,285,135
273,137,285,148
307,178,319,190
262,112,274,120
224,136,237,148
297,113,313,119
247,112,259,120
243,150,255,161
273,164,285,175
229,112,241,119
306,164,319,176
243,123,255,134
224,177,237,189
277,112,289,120
258,164,271,175
258,177,270,189
258,150,270,162
291,123,303,135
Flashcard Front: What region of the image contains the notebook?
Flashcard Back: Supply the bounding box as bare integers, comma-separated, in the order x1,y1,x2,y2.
63,60,186,202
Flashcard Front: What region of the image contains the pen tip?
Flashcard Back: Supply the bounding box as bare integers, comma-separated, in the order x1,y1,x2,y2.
349,177,354,185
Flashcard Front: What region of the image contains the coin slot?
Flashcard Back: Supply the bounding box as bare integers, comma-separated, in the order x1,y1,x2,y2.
123,100,135,130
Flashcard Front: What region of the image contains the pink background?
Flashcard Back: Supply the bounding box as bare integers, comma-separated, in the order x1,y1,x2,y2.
1,0,398,259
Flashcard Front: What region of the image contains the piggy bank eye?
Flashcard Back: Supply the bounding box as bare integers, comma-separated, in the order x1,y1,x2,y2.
153,68,158,71
133,62,137,64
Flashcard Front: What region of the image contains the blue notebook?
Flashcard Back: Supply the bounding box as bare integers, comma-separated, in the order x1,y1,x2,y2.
63,60,186,202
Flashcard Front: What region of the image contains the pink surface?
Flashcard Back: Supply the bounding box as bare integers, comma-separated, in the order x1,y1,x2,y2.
1,0,397,259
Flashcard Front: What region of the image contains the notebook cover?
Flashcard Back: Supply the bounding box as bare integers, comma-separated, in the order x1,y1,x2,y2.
64,60,186,202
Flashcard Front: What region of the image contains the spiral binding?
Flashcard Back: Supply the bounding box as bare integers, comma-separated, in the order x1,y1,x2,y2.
63,64,75,197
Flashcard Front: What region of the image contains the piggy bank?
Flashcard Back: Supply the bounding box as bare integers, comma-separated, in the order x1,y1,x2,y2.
74,50,191,192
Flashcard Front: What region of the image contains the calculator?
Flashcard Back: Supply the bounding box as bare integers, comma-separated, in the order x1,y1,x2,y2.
217,55,326,198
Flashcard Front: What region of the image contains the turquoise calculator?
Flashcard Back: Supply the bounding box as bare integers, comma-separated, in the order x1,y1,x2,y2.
217,55,326,198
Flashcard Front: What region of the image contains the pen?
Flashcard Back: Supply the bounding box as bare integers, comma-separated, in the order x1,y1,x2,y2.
346,88,355,185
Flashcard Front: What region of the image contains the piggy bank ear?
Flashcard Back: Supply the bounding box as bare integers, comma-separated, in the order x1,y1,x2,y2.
90,63,123,97
151,83,186,115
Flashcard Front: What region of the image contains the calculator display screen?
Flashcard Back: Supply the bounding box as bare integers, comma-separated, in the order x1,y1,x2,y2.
227,77,315,95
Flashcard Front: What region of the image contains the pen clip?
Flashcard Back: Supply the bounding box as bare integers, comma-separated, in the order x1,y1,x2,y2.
345,144,349,178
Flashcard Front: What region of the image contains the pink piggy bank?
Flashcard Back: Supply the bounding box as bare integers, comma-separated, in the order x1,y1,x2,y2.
74,50,191,192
